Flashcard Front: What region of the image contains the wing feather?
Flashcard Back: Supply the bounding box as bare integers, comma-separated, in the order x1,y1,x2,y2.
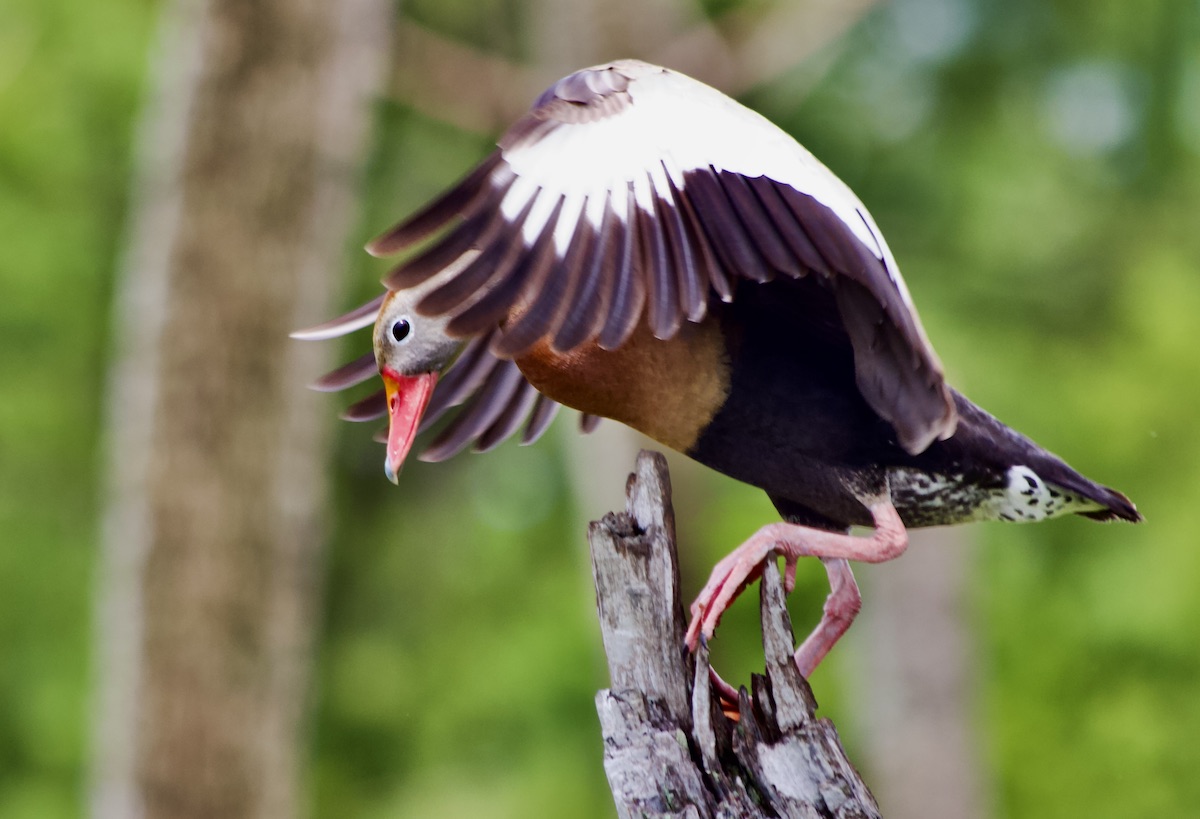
636,184,680,339
418,193,537,316
420,360,526,462
654,170,706,323
309,352,376,392
384,205,495,291
475,380,541,452
290,294,384,341
522,394,561,444
301,314,579,458
447,196,565,338
418,334,495,432
359,60,955,452
341,390,386,422
553,201,621,351
745,174,830,276
716,172,799,278
667,172,732,302
683,168,772,282
491,212,596,356
597,183,645,350
366,152,504,256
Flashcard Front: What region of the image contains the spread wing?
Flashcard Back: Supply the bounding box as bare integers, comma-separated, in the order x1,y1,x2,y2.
367,60,955,454
299,311,599,461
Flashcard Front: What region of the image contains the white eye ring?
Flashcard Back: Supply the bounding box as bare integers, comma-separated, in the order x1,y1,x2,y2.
390,316,412,345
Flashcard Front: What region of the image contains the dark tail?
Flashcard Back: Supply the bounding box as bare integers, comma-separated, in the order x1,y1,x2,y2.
1077,486,1142,522
950,392,1142,524
1037,457,1142,523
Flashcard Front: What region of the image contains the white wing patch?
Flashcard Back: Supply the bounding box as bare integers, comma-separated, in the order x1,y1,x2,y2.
500,66,888,261
499,174,539,223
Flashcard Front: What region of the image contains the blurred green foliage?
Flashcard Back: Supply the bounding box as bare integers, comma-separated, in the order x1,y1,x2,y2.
3,0,1198,817
0,0,152,815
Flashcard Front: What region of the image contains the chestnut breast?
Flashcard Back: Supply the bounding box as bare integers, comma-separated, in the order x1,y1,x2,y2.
514,320,731,453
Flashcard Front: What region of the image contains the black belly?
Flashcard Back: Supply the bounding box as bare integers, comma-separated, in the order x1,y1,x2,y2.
685,278,1012,528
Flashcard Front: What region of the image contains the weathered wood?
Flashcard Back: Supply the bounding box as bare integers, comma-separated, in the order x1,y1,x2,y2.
589,450,882,819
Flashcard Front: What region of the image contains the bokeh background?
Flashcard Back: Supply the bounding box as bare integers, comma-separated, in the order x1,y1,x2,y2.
2,0,1198,817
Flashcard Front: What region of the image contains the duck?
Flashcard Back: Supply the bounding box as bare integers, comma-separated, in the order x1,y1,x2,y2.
294,59,1140,691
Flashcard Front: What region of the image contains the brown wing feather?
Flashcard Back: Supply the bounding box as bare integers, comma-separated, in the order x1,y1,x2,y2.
552,202,621,352
305,317,575,458
717,172,801,277
637,196,680,339
367,152,504,256
418,334,495,431
654,175,707,323
360,62,954,452
475,380,541,452
683,169,773,283
290,294,384,341
522,394,561,444
341,390,386,422
491,214,597,356
745,175,831,276
309,352,376,392
445,197,565,338
420,362,526,462
598,183,645,350
768,179,953,452
416,193,536,316
383,179,513,292
668,173,732,302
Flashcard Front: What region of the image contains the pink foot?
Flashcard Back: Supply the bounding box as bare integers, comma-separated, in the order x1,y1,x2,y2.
686,501,907,688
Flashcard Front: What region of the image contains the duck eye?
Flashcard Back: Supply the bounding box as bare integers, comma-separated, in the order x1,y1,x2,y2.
391,318,411,343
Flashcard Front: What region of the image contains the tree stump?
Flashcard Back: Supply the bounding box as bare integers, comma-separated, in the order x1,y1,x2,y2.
588,450,881,819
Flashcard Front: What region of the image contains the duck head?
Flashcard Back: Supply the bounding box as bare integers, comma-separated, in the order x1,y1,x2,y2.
372,289,462,483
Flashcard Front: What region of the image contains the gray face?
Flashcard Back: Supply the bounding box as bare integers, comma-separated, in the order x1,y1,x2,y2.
372,289,462,377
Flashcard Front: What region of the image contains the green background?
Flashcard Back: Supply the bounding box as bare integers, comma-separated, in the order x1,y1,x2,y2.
2,0,1197,816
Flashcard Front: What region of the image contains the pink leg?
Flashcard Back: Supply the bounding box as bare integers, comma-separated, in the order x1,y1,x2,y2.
686,501,906,679
705,559,862,706
793,558,861,676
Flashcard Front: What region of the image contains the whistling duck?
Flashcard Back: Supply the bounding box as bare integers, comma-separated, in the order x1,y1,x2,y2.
295,60,1140,687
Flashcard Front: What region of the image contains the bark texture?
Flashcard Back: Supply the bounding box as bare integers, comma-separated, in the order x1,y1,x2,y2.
93,0,391,816
589,450,881,819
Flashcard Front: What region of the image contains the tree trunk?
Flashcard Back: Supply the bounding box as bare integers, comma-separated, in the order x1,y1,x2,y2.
91,0,391,816
853,527,986,819
590,451,881,818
